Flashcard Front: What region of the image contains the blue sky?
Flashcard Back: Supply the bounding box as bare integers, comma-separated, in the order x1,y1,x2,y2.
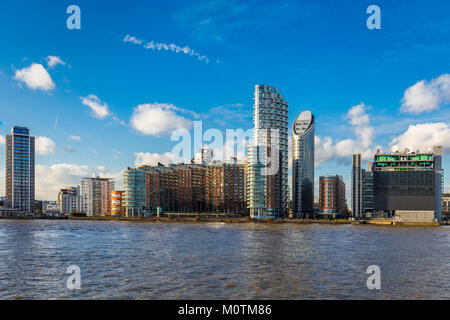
0,0,449,201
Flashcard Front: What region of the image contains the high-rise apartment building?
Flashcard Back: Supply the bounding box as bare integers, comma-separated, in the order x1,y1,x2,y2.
372,147,443,222
292,111,314,218
319,175,347,216
81,177,114,216
247,84,288,218
5,126,35,214
58,186,81,215
351,154,362,219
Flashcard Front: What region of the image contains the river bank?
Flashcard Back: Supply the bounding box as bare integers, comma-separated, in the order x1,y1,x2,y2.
1,215,445,226
67,215,444,226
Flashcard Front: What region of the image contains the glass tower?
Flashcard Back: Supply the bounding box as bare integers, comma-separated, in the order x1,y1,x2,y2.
292,111,314,218
5,126,35,214
248,85,288,218
352,153,362,219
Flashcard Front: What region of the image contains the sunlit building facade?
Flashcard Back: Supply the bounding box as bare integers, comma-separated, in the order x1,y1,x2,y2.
111,190,125,216
123,161,246,216
319,175,347,216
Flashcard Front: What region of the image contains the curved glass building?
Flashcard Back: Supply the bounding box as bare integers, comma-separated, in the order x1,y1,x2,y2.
292,110,314,218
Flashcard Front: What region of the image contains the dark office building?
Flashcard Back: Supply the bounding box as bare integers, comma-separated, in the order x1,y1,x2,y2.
362,169,374,215
372,147,442,222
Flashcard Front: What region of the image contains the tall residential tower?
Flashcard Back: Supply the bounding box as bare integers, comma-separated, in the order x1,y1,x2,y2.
292,111,315,218
5,126,35,214
351,154,362,219
247,84,288,218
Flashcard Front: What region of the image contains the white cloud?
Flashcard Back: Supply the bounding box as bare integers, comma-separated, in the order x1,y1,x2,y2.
345,103,370,126
0,135,5,145
130,103,193,136
390,122,450,154
36,163,122,200
401,74,450,114
124,34,211,64
315,103,378,166
314,136,335,166
134,152,175,167
13,63,55,91
36,136,56,155
69,135,81,142
46,56,65,68
81,95,111,119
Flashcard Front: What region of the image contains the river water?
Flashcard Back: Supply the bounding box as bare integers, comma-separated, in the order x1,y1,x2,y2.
0,220,448,299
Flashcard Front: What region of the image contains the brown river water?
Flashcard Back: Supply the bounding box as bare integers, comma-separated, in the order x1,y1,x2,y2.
0,220,448,299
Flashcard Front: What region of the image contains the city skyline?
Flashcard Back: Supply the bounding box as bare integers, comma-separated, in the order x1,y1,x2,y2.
1,1,450,202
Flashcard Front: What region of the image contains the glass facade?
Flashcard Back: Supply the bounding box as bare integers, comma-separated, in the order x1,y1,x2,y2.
123,168,146,217
5,126,35,214
351,154,362,218
248,85,288,218
372,148,442,220
362,170,374,215
292,111,314,217
373,171,435,211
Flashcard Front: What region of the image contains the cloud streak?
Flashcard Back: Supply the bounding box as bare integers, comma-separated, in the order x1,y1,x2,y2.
123,34,211,64
46,56,65,68
81,95,111,119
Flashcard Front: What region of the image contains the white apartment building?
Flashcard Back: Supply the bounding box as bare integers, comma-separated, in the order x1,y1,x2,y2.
81,177,114,216
58,186,81,215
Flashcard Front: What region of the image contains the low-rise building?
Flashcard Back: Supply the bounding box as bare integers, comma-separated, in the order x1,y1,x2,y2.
443,193,450,219
319,175,347,216
111,190,125,216
58,186,81,215
43,201,61,216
